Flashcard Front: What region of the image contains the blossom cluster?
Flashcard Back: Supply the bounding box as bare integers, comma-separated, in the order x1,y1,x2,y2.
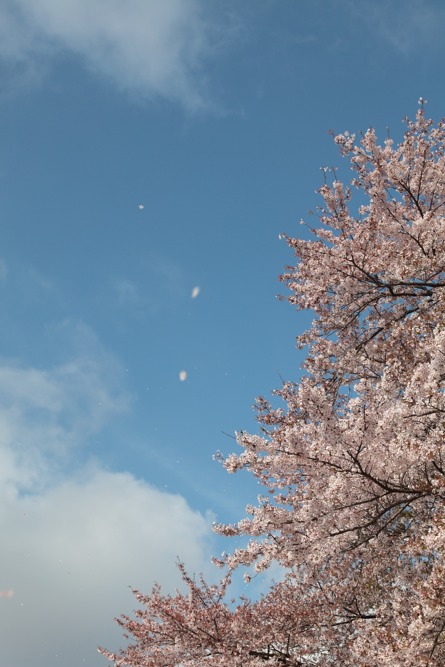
100,106,445,666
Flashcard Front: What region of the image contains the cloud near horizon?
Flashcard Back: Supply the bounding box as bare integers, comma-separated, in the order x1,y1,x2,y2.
1,469,214,667
0,348,216,667
0,0,223,109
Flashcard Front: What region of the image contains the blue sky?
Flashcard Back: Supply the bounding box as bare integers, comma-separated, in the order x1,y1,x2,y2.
1,1,445,665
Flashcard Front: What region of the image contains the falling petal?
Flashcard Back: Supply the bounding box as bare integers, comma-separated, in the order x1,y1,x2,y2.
191,286,200,299
179,370,187,381
0,590,14,598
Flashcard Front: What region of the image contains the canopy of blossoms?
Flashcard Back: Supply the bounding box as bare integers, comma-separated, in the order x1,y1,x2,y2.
100,103,445,666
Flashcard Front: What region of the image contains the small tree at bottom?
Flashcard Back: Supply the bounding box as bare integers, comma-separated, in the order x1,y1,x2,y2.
99,103,445,666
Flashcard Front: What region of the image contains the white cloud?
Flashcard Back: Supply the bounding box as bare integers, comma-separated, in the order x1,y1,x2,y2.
0,356,129,496
0,469,214,667
0,0,224,109
0,347,216,666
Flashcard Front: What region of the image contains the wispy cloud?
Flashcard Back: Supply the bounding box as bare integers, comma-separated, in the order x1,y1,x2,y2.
0,0,228,109
0,327,216,666
109,253,191,316
344,0,445,56
1,468,214,667
112,277,143,308
0,349,129,496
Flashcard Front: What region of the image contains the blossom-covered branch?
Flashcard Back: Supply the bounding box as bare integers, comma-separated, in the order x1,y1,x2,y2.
100,104,445,666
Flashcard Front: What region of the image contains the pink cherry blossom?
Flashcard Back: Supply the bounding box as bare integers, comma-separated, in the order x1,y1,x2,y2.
100,106,445,666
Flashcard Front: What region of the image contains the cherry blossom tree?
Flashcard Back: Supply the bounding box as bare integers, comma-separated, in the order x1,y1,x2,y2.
99,102,445,666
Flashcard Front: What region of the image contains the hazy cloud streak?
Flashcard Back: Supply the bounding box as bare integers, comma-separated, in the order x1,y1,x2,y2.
0,344,215,667
0,0,221,109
